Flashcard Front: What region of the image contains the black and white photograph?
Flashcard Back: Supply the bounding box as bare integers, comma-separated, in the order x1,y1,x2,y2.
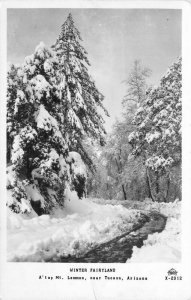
1,1,191,299
6,8,182,263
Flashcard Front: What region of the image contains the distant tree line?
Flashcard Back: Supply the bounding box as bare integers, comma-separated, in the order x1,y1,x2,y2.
87,58,182,202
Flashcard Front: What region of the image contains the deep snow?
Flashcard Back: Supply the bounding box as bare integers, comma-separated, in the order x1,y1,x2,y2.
7,189,142,262
89,198,181,263
7,182,181,263
126,199,181,263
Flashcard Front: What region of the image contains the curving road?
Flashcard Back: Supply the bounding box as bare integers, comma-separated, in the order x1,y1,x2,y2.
58,210,167,263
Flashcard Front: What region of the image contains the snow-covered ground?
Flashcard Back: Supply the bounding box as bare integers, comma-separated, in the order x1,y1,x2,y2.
7,189,181,262
7,190,143,262
126,199,181,263
91,197,181,262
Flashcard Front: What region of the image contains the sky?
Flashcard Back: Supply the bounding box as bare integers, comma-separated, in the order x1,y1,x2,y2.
7,9,181,132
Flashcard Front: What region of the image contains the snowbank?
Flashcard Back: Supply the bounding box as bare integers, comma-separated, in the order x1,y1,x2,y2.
7,189,142,262
127,199,181,263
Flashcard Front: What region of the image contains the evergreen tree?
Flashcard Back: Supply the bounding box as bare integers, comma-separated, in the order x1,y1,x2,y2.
129,57,182,202
86,60,152,201
7,14,108,214
123,60,151,108
52,13,109,169
104,61,151,200
7,63,23,163
7,43,70,213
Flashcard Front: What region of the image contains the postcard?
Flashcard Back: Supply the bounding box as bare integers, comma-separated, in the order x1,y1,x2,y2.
1,1,191,299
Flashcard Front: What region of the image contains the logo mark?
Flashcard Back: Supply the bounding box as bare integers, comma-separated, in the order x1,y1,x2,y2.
167,268,178,276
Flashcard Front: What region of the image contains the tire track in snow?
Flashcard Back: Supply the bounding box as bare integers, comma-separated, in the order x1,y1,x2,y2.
55,211,167,263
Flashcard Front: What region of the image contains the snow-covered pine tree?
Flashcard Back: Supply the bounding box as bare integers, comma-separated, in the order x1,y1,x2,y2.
7,14,108,214
7,63,23,163
7,43,72,214
52,13,109,170
129,57,182,202
123,60,151,109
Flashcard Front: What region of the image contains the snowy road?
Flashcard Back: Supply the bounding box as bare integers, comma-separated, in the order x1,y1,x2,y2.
8,196,180,262
52,211,167,263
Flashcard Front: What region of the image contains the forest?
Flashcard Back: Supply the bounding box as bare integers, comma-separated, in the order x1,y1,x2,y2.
6,13,182,263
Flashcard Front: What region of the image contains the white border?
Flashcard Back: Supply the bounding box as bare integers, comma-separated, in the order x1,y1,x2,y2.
1,1,191,300
0,0,187,9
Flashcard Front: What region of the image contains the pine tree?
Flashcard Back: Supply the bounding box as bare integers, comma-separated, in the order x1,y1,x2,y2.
52,13,109,169
7,14,108,214
7,42,70,213
86,61,151,201
104,61,151,200
129,58,182,202
123,60,151,108
7,63,23,163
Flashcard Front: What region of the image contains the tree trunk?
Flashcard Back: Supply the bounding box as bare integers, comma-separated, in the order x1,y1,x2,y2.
156,172,159,194
164,174,171,203
122,184,127,200
115,157,127,200
146,167,155,201
7,135,13,164
146,168,152,199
